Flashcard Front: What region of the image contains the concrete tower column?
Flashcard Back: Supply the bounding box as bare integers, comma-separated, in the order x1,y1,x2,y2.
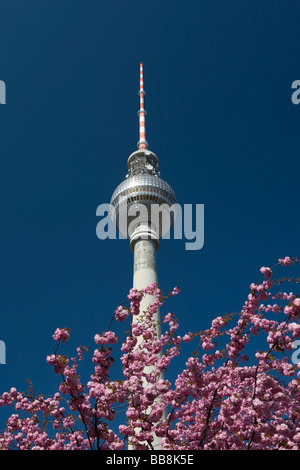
129,224,164,450
131,223,160,329
133,239,159,321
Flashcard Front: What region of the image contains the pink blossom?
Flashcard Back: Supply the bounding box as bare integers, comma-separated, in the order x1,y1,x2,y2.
257,284,269,300
279,256,291,266
1,260,300,450
162,312,173,323
114,306,129,322
288,322,300,338
94,331,118,345
171,287,180,296
183,333,193,343
52,328,70,343
260,266,273,279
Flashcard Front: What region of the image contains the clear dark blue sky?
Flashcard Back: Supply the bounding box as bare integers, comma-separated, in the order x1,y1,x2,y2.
0,0,299,418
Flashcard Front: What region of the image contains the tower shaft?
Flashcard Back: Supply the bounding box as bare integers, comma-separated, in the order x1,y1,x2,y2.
132,228,161,350
131,226,163,450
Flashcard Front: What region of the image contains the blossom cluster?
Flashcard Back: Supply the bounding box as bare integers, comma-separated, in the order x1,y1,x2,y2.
1,258,300,450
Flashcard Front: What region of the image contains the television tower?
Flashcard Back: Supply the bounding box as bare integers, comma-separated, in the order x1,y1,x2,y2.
110,64,177,449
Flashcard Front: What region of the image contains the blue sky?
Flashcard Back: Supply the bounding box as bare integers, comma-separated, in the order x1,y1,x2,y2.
0,0,299,425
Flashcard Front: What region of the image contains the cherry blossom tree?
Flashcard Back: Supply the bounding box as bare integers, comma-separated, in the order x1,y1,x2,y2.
1,256,300,450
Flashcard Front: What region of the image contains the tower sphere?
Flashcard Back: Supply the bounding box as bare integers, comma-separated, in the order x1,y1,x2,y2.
110,148,177,244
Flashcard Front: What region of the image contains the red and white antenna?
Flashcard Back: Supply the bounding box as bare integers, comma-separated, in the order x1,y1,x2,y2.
137,63,148,149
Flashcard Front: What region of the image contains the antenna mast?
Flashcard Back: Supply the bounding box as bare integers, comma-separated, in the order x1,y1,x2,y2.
137,63,148,149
